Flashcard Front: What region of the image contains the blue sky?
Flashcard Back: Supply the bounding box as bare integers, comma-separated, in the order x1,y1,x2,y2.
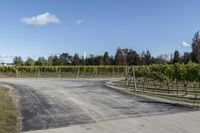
0,0,200,62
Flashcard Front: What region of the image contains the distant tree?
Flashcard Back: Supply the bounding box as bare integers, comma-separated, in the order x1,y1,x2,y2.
103,52,110,65
59,53,72,65
109,55,115,65
94,55,103,65
152,54,168,64
72,53,80,65
52,56,60,66
36,57,47,66
145,50,152,65
191,31,200,63
47,56,53,66
122,48,128,65
85,54,96,65
140,51,146,65
25,57,35,66
182,52,191,64
173,50,181,64
127,49,139,65
13,56,24,66
114,47,123,65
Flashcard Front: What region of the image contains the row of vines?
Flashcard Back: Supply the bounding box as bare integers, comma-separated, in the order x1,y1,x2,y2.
0,63,199,80
0,66,126,73
122,63,200,101
0,66,126,78
134,63,200,82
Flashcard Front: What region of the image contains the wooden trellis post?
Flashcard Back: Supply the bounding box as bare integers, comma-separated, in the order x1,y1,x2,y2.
76,67,80,79
125,67,128,86
16,69,18,78
37,67,40,78
132,66,137,91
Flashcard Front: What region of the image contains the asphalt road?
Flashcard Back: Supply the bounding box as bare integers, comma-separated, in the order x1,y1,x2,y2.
0,78,197,132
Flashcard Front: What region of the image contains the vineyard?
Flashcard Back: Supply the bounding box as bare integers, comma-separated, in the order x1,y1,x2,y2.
0,63,199,80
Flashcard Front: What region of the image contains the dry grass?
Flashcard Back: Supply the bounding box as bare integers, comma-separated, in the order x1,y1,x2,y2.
0,87,19,133
113,81,200,105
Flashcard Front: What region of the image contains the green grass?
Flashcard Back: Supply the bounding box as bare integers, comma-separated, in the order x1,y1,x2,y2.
0,87,19,133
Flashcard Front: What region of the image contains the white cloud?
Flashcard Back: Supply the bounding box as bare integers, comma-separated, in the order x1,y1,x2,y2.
21,12,60,26
76,19,85,26
181,41,190,48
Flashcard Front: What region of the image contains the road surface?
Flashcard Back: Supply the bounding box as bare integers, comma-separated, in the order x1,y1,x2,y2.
0,78,198,133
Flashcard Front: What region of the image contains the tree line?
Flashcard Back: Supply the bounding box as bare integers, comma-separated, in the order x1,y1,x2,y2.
13,31,200,66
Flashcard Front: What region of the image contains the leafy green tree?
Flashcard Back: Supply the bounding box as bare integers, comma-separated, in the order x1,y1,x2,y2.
47,56,53,66
36,57,48,66
127,49,139,65
52,56,59,66
13,56,24,66
59,53,72,65
25,57,35,66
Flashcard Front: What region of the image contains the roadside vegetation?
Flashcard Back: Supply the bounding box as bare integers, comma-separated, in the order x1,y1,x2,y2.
0,87,18,133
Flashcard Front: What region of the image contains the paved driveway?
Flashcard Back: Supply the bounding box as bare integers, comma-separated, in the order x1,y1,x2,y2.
0,78,197,132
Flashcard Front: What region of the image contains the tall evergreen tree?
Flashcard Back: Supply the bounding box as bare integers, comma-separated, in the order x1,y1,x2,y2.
122,48,129,65
114,47,123,65
173,50,181,64
145,50,152,65
191,31,200,63
103,52,110,65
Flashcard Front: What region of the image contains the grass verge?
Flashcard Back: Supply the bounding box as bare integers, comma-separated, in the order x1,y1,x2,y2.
0,86,19,133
